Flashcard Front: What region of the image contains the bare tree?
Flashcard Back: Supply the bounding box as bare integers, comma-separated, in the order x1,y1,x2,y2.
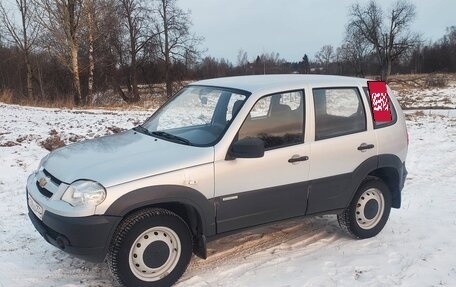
348,0,420,81
315,44,335,71
444,26,456,45
154,0,202,97
117,0,155,103
83,0,96,104
35,0,83,105
93,1,127,98
0,0,39,99
78,0,112,104
237,49,248,66
62,0,121,104
260,52,284,74
339,29,370,76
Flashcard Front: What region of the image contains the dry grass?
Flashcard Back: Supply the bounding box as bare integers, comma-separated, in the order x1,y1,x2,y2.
0,81,189,110
424,75,448,88
0,89,14,104
388,73,456,92
0,89,167,111
0,89,75,108
28,97,75,109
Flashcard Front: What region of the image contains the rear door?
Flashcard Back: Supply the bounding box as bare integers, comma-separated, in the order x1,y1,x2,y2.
214,90,310,233
307,86,377,214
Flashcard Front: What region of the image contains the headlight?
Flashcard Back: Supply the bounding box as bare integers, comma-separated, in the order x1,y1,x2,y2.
61,180,106,207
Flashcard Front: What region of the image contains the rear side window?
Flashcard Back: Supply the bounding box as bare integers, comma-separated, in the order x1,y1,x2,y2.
362,87,397,128
313,88,366,140
238,90,304,149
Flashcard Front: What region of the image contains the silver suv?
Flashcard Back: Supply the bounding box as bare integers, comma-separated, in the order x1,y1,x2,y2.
27,75,408,287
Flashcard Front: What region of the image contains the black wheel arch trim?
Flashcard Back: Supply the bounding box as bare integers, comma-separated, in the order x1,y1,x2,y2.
105,185,216,237
377,153,404,169
376,154,406,208
348,154,405,210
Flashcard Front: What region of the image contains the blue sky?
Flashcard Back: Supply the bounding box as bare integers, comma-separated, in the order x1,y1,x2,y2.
180,0,456,63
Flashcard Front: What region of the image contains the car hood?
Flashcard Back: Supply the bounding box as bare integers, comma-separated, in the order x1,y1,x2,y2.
42,129,214,187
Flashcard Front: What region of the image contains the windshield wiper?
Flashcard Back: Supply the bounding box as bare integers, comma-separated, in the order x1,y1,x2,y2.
151,131,192,145
133,125,154,136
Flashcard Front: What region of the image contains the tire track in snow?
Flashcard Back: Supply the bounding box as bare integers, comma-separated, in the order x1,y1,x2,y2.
180,216,346,281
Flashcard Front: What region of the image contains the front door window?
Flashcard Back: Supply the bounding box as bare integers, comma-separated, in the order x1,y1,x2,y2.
238,91,304,149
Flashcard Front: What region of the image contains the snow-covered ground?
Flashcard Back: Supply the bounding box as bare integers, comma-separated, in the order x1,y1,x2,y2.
0,84,455,287
395,83,456,109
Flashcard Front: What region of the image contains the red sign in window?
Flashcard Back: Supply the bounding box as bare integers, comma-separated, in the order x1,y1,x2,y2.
367,81,392,122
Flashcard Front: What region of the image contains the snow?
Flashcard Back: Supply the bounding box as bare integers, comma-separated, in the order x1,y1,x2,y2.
0,85,455,287
395,83,456,109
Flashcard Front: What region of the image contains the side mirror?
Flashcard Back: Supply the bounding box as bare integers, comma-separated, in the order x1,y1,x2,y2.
228,138,264,159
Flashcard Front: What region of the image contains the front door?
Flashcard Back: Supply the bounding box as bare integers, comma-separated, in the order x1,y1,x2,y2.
214,90,310,233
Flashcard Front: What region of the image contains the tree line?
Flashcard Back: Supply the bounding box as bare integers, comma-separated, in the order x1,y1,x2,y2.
0,0,455,106
315,1,456,80
0,0,201,105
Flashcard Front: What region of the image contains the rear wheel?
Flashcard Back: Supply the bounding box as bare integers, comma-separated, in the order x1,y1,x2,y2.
338,177,392,239
108,208,192,287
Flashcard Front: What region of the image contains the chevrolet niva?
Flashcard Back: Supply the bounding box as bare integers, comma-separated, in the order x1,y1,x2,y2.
27,75,408,287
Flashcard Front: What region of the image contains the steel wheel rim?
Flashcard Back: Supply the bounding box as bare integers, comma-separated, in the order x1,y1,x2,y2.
355,188,385,230
129,226,181,281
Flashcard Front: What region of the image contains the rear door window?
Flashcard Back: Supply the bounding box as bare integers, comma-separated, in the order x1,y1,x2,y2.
313,88,366,140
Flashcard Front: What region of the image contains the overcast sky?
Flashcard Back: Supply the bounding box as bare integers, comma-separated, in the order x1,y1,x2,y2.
179,0,456,63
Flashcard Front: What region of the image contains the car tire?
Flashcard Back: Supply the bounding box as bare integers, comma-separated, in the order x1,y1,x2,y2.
338,176,392,239
108,208,193,287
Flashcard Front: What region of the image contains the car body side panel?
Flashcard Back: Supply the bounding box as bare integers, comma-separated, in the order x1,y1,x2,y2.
374,87,408,163
306,156,378,214
215,181,310,233
306,153,405,215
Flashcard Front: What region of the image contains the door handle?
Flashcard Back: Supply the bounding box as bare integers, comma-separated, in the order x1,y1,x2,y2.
288,155,309,163
357,143,375,151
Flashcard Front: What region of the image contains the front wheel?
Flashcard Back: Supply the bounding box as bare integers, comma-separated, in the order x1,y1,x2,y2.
108,208,193,287
338,177,392,239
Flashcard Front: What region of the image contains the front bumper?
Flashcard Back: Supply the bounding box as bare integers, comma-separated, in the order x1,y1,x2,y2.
27,195,121,262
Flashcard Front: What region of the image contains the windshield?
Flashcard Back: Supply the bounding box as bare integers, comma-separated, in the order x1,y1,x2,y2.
141,86,249,146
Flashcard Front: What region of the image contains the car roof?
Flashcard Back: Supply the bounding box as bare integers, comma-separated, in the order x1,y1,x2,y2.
191,74,370,94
